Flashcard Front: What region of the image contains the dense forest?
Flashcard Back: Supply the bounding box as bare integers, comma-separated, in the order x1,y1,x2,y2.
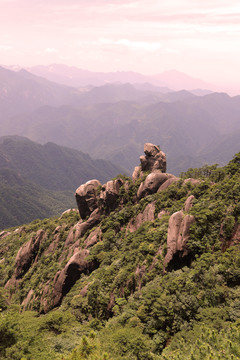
0,147,239,359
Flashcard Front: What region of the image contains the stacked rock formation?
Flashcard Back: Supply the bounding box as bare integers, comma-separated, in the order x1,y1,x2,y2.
132,143,166,182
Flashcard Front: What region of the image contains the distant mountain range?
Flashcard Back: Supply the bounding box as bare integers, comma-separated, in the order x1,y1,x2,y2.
0,65,239,176
3,63,212,92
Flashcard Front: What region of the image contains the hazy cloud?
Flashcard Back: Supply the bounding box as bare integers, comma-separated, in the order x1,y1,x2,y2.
1,0,240,87
99,38,162,52
44,47,57,53
0,44,12,51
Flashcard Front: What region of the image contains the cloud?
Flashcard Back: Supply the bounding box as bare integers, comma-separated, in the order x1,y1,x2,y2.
44,47,57,53
99,38,162,52
0,44,12,51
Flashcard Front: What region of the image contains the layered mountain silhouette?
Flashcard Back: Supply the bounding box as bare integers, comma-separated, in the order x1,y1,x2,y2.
0,65,239,176
25,64,212,90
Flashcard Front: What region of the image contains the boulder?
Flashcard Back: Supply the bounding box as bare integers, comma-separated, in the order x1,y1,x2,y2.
132,143,166,180
84,227,102,248
100,178,124,212
65,209,101,247
127,202,156,233
21,289,35,311
144,143,160,157
137,171,168,199
14,229,45,279
52,249,94,307
158,176,180,192
184,195,195,212
164,210,195,267
60,208,79,218
184,178,201,186
75,179,101,219
132,166,143,182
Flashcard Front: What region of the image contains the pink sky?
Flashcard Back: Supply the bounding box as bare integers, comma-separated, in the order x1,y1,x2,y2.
1,0,240,92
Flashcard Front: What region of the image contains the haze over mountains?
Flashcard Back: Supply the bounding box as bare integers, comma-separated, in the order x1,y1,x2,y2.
0,64,239,178
4,63,212,91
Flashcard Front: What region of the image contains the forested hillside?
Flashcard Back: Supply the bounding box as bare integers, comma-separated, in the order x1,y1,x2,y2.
0,136,122,229
0,144,239,359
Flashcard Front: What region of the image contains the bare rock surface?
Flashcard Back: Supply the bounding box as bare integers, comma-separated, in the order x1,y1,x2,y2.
127,202,156,233
158,176,180,192
184,178,201,186
100,178,124,212
65,209,101,247
132,143,166,181
14,229,45,279
164,210,195,267
75,179,101,219
84,227,102,248
137,171,168,199
52,249,94,307
184,195,195,212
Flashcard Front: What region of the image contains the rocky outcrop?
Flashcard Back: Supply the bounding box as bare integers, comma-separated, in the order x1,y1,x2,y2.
84,227,102,248
60,208,79,218
14,230,45,279
184,178,201,186
132,143,166,181
184,195,195,212
21,289,35,311
75,179,101,219
164,196,195,268
137,171,169,199
52,249,95,308
141,143,166,173
127,202,156,233
158,176,180,192
99,178,124,212
64,209,101,248
0,231,11,239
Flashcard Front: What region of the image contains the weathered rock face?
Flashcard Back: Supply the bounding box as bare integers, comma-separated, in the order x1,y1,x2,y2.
84,227,102,248
132,143,166,181
158,176,180,192
132,166,142,182
164,196,195,268
52,249,94,308
75,179,101,219
100,179,124,212
64,209,101,248
14,230,45,279
127,202,156,233
184,178,201,186
184,195,195,212
137,171,168,199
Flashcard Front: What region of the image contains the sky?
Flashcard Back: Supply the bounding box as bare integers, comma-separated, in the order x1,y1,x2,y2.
1,0,240,92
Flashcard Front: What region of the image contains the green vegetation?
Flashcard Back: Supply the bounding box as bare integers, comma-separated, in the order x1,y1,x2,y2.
0,167,76,229
0,153,240,359
0,136,123,229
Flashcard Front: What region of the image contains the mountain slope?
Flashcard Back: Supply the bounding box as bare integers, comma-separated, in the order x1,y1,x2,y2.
0,136,124,191
0,136,124,229
0,66,81,119
0,145,239,359
0,167,75,229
